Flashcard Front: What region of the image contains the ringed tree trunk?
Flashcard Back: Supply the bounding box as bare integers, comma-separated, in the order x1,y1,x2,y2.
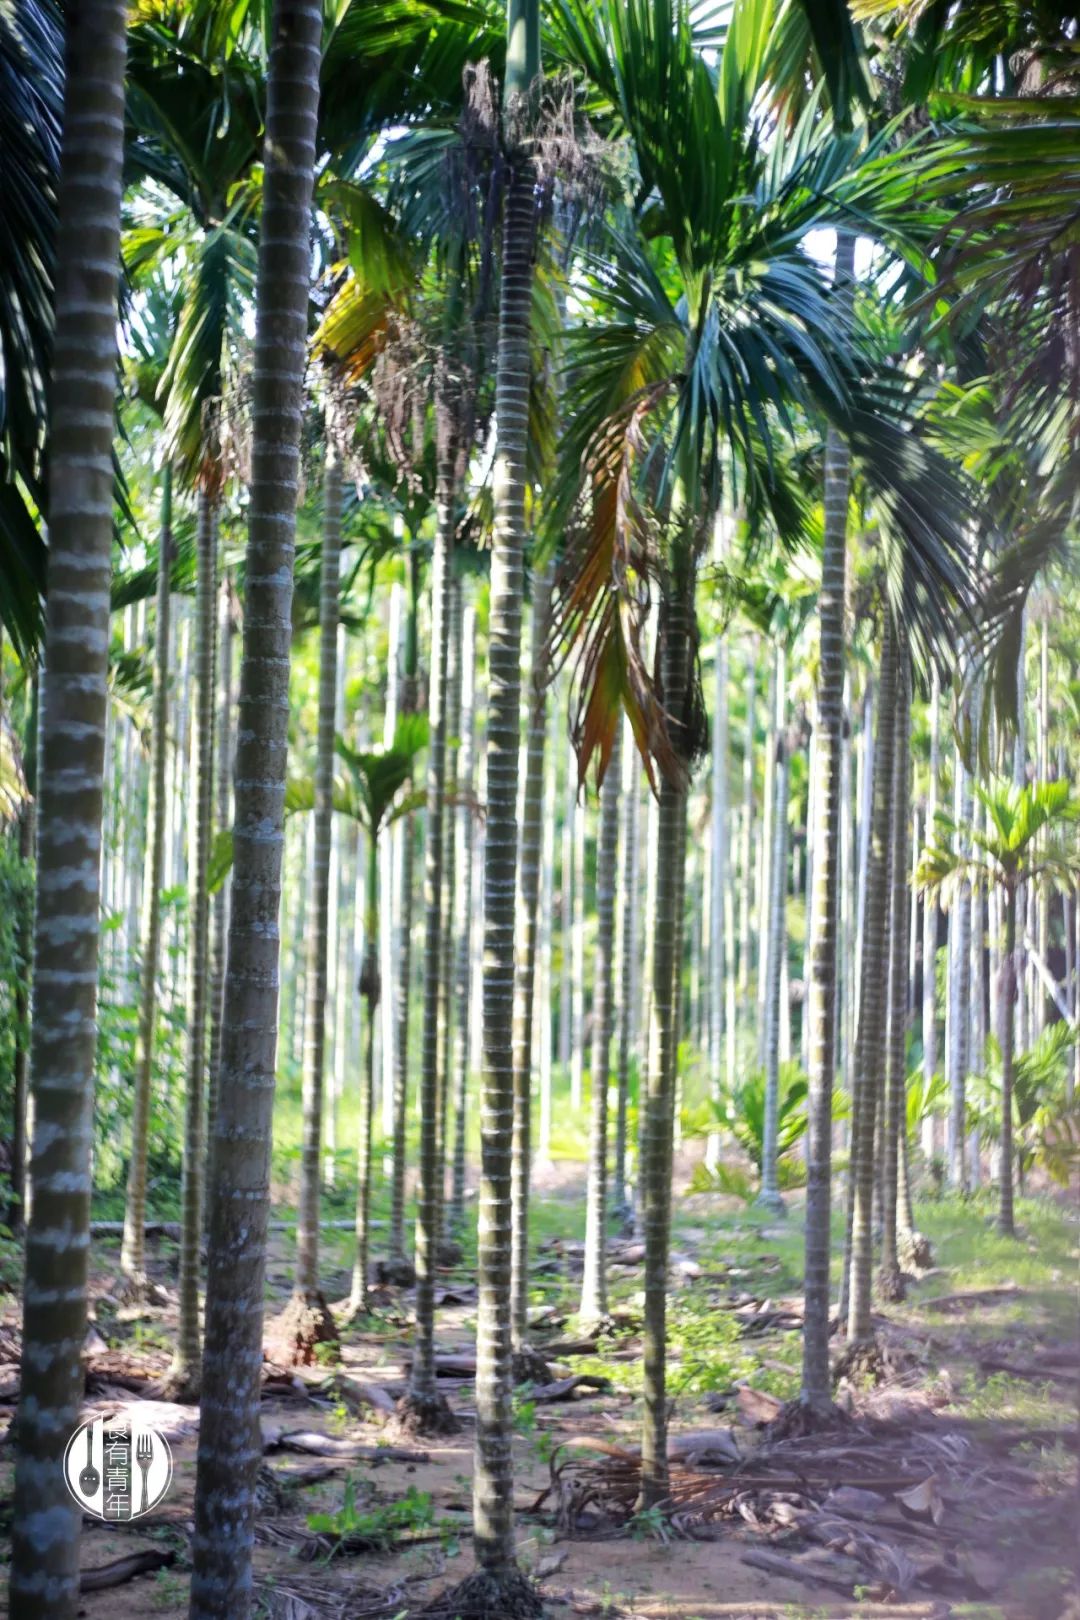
9,2,128,1612
388,549,420,1268
799,320,852,1411
449,599,477,1233
435,575,463,1252
639,558,694,1509
350,832,380,1313
580,723,621,1326
289,406,344,1356
706,603,730,1172
998,883,1018,1237
878,651,911,1300
170,486,219,1394
846,617,899,1345
402,364,458,1434
120,468,173,1295
462,19,544,1601
758,648,790,1214
510,563,553,1363
612,719,639,1219
9,790,35,1233
206,571,235,1169
947,735,972,1191
188,4,321,1614
921,667,941,1162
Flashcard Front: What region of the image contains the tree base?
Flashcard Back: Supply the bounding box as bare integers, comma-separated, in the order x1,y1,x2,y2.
269,1289,338,1367
420,1567,544,1619
374,1256,417,1288
436,1236,464,1268
511,1345,554,1386
389,1389,459,1439
156,1362,200,1404
898,1229,934,1272
876,1263,907,1303
754,1189,786,1216
766,1397,853,1442
832,1334,894,1387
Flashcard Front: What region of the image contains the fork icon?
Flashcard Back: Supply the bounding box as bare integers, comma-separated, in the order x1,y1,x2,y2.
135,1431,154,1516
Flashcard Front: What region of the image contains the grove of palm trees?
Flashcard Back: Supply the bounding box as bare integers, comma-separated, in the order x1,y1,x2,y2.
1,2,1079,1618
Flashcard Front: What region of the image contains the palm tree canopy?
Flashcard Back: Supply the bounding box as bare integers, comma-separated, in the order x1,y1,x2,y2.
918,778,1080,899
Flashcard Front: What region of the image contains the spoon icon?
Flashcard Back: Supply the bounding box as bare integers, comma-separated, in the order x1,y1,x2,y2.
78,1424,100,1500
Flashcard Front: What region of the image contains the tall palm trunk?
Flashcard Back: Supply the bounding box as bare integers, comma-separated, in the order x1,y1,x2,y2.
188,4,320,1612
171,487,218,1392
389,552,419,1265
405,370,457,1427
510,565,553,1354
9,2,127,1611
206,574,235,1166
639,566,693,1509
799,226,854,1410
450,600,477,1231
738,643,757,1013
120,468,173,1294
948,739,972,1191
292,413,343,1344
879,654,911,1297
706,618,729,1171
468,19,543,1595
580,725,621,1325
380,583,402,1136
759,648,789,1212
613,723,640,1218
998,884,1018,1236
922,668,940,1160
351,832,379,1312
436,577,463,1245
9,791,35,1232
846,619,899,1344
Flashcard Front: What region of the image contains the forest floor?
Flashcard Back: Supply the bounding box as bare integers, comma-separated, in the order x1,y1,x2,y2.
0,1165,1077,1620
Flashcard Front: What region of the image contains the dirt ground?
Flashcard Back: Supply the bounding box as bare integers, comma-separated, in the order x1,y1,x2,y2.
0,1180,1077,1620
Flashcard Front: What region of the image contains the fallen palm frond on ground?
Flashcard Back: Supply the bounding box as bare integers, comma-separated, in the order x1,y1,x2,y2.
533,1396,1060,1603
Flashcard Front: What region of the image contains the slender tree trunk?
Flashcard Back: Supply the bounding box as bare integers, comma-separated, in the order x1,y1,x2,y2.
800,244,852,1407
10,794,35,1232
469,59,542,1594
580,726,621,1324
389,553,419,1265
351,834,379,1312
759,648,789,1212
189,6,320,1612
450,600,477,1233
206,574,234,1170
9,3,127,1610
571,784,587,1108
639,564,693,1508
435,577,463,1249
613,721,639,1217
380,582,402,1136
558,735,574,1076
537,693,557,1163
293,414,343,1337
879,654,911,1296
738,642,757,1015
999,887,1017,1237
948,737,972,1192
407,376,457,1424
706,621,729,1170
846,620,898,1344
172,488,218,1391
510,566,553,1353
120,470,172,1292
922,668,940,1161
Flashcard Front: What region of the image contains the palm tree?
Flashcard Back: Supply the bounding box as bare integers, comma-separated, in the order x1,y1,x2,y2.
169,482,217,1395
511,564,555,1367
759,645,793,1213
334,725,426,1314
461,0,546,1604
548,0,981,1479
288,399,345,1359
919,778,1080,1235
119,468,174,1298
187,1,321,1613
878,644,911,1299
580,722,621,1325
8,1,128,1613
846,617,898,1344
450,597,478,1233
